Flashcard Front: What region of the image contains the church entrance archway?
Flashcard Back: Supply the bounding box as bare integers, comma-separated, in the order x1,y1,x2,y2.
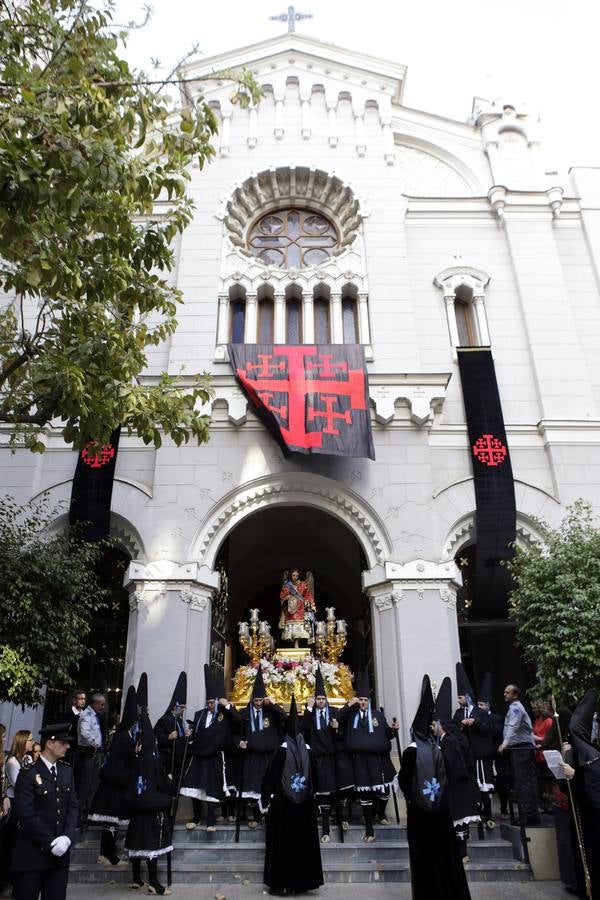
212,505,373,699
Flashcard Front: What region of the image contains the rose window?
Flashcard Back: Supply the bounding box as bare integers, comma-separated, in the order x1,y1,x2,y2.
248,209,339,269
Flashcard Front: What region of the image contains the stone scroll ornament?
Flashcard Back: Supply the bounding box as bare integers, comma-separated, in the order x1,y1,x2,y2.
457,349,516,618
69,427,121,542
228,344,375,460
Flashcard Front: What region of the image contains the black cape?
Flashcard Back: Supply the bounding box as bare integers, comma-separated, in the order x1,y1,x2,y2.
180,705,239,802
440,731,480,825
238,703,287,797
299,705,354,794
399,744,472,899
339,704,396,791
261,744,324,893
89,727,135,825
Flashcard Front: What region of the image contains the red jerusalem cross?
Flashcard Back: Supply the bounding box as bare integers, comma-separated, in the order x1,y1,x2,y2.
236,346,367,449
472,433,508,467
81,442,116,469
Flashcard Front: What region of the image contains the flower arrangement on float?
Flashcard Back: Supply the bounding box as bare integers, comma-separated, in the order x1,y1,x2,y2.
230,656,354,707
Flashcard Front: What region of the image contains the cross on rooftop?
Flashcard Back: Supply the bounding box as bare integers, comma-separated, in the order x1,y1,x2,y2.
269,5,313,33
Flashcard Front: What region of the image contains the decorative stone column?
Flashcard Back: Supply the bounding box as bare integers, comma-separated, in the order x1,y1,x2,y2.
354,111,366,157
124,561,219,719
302,292,315,343
216,293,230,351
247,105,258,149
364,559,462,744
330,293,343,344
274,293,286,343
244,293,258,343
274,95,285,141
219,110,232,158
357,291,371,348
326,101,338,148
300,94,311,140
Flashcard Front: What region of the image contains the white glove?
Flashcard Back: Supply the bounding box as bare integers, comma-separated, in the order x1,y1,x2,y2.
50,835,71,857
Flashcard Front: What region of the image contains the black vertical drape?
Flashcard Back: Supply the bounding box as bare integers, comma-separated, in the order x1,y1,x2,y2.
69,427,121,542
457,349,515,618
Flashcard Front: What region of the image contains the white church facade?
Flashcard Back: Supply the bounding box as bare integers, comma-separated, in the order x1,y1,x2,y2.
3,32,600,738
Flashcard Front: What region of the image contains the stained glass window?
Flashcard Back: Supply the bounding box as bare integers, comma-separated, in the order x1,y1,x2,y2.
286,298,302,344
314,298,330,343
342,297,358,344
230,300,246,343
248,209,338,269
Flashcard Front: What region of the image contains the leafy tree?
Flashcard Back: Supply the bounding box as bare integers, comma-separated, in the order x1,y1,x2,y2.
0,0,260,452
0,494,108,706
506,500,600,703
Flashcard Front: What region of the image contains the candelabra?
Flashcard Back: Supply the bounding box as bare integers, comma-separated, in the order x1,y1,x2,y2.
315,606,347,663
238,608,274,663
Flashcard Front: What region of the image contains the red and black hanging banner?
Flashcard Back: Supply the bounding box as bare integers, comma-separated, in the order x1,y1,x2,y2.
457,349,515,618
228,344,375,460
69,427,121,542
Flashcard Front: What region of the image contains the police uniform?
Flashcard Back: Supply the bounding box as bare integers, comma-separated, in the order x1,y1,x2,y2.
11,723,79,900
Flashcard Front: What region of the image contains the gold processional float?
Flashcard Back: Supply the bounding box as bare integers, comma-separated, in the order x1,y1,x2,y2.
230,569,355,708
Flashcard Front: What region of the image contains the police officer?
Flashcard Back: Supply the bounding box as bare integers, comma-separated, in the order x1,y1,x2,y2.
12,722,79,900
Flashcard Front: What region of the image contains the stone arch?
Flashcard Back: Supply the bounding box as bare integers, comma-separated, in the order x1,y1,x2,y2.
439,478,563,560
189,473,393,570
393,134,482,196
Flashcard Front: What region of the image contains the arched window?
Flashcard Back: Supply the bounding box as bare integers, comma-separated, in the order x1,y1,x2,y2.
314,294,330,343
248,208,339,269
230,298,246,343
342,296,358,344
258,297,274,342
454,298,478,347
286,298,302,344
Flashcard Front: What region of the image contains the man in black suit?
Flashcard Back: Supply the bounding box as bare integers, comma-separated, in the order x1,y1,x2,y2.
61,688,86,774
12,722,79,900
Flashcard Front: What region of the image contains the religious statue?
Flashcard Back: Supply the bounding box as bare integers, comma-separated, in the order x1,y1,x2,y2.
279,568,316,644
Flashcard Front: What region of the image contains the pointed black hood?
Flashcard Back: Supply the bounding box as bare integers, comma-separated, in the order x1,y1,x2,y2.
478,672,493,705
570,689,600,766
203,664,215,705
314,666,327,699
165,671,187,715
455,663,474,703
212,667,226,701
355,668,371,700
136,672,148,713
120,685,138,732
287,695,299,739
433,677,453,728
251,666,267,700
411,674,434,740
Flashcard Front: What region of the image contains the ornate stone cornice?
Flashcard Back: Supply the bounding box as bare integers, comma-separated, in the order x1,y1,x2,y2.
180,588,209,613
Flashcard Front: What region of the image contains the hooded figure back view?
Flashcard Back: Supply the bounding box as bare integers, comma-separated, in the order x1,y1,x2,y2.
398,675,472,900
124,683,174,895
569,689,600,900
261,696,324,894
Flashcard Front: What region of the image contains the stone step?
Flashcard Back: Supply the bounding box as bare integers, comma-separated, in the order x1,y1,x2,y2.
74,838,515,864
69,857,532,885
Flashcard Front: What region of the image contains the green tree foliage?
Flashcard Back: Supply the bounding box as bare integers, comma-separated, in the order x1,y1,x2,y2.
0,494,108,706
506,500,600,702
0,0,260,451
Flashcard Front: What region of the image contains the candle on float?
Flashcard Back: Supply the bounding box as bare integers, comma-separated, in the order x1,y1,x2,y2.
336,619,347,634
316,621,326,636
325,606,336,622
249,608,260,624
258,621,268,636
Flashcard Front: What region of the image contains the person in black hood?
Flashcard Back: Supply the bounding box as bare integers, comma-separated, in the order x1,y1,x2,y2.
432,676,480,862
338,669,398,842
465,672,504,830
237,666,287,828
261,696,324,895
89,684,137,867
300,666,353,842
180,665,239,832
154,671,190,785
399,675,472,900
124,683,173,895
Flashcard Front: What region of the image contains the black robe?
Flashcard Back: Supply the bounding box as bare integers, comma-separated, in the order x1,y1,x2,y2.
261,745,324,893
154,712,188,781
468,709,503,792
238,703,287,798
299,706,353,795
399,744,472,900
89,727,135,825
180,705,239,802
125,745,173,858
440,732,480,825
339,705,396,792
572,756,600,899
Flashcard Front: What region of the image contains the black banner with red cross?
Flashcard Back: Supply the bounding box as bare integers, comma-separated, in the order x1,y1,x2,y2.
69,427,121,542
228,344,375,460
457,348,515,618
